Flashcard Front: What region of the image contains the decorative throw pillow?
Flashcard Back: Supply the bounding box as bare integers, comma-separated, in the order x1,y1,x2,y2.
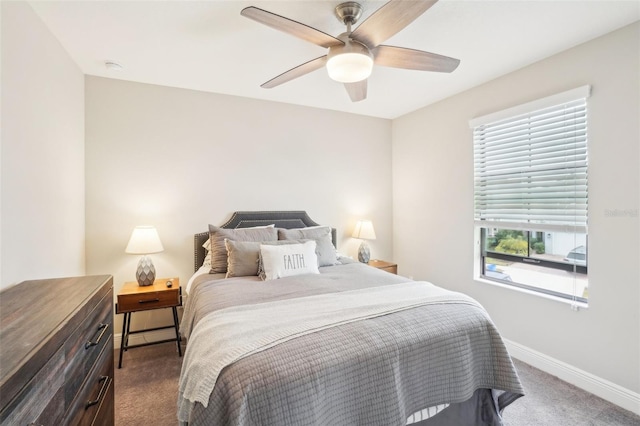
203,224,275,253
256,239,312,278
224,240,262,278
208,225,277,273
278,226,339,267
202,252,212,269
259,241,319,281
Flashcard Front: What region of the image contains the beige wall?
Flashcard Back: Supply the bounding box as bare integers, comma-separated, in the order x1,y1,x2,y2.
392,22,639,396
85,76,392,330
0,2,85,289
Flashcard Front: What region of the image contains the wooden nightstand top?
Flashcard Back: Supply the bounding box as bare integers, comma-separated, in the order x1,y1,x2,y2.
116,277,181,314
118,277,179,295
368,260,398,274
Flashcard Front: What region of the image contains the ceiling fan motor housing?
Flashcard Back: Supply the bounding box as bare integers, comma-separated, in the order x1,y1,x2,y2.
335,2,364,25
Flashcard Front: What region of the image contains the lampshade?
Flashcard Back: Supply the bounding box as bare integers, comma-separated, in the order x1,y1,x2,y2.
125,226,164,254
126,226,163,286
326,40,373,83
352,220,376,240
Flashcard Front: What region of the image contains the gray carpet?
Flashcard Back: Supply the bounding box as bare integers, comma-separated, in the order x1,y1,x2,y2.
114,342,184,425
114,342,640,425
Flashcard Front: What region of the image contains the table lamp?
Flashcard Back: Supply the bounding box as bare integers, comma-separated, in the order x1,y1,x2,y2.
125,225,164,286
352,220,376,263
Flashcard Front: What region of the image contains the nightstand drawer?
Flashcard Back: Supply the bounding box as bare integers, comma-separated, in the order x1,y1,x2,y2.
368,260,398,275
117,288,180,313
378,265,397,274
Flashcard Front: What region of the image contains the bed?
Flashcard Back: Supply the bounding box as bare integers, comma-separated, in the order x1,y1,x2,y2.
178,211,524,425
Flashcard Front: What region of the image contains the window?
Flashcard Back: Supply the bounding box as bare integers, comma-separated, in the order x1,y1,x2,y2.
471,86,590,304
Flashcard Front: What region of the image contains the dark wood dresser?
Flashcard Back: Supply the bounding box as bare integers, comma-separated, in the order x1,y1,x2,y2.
0,275,114,425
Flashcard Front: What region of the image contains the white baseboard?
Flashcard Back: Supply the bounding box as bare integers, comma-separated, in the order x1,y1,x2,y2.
504,338,640,415
113,329,179,350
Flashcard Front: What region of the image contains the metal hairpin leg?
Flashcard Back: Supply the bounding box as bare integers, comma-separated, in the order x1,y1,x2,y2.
118,312,130,369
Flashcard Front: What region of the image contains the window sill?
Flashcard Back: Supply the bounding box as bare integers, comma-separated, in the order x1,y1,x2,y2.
474,277,589,311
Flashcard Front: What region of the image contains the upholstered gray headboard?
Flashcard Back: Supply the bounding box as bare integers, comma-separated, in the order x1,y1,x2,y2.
194,211,337,272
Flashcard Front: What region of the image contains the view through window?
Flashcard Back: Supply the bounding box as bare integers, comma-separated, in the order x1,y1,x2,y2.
481,228,588,303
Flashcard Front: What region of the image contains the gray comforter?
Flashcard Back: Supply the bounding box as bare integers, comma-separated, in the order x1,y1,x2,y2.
179,262,524,425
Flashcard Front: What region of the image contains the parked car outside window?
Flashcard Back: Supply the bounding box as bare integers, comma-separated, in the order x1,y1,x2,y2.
564,246,587,266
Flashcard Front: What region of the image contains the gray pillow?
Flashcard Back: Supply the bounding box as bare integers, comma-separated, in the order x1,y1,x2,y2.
208,224,277,273
277,226,339,267
224,240,262,278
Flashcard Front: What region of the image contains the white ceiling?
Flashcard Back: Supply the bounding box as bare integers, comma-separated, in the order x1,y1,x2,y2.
29,0,639,119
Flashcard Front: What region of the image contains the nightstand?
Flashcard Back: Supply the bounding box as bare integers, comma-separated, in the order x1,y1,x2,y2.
116,277,182,368
368,260,398,274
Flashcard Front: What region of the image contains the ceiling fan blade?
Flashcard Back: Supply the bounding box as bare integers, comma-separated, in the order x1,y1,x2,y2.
261,56,328,89
351,0,439,48
344,80,368,102
373,45,460,72
241,6,344,49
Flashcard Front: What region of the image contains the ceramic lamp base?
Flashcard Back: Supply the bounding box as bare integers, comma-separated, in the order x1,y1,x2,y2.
136,255,156,286
357,241,371,263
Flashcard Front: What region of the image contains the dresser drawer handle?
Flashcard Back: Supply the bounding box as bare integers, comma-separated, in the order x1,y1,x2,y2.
85,323,109,350
86,375,110,409
139,298,160,304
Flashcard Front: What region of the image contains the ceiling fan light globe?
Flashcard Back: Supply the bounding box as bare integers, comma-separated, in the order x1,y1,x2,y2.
326,39,373,83
327,52,373,83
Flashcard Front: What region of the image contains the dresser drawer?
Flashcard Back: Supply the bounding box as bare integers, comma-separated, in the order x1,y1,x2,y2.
63,342,114,426
63,289,113,408
117,287,180,313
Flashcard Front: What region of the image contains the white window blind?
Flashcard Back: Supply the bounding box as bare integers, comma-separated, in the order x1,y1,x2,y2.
472,86,590,233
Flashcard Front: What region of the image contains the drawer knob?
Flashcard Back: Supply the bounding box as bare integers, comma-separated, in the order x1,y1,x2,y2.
85,323,109,350
138,298,160,304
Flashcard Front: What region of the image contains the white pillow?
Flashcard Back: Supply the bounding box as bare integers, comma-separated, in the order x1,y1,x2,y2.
259,241,319,281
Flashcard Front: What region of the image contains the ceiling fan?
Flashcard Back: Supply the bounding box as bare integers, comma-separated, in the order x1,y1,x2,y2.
240,0,460,102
